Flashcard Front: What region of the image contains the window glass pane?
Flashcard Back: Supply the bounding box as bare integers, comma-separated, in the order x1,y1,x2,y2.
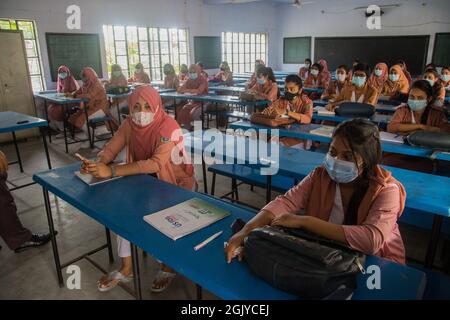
138,27,147,41
117,55,128,70
159,28,168,41
30,75,43,92
179,29,187,42
17,21,34,39
139,41,149,55
24,40,37,57
0,20,12,29
179,42,187,54
115,41,127,55
27,57,40,75
113,26,125,40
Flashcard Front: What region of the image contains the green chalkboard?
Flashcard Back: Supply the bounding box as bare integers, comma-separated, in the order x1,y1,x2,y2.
46,33,102,82
194,36,221,69
283,37,311,64
432,33,450,67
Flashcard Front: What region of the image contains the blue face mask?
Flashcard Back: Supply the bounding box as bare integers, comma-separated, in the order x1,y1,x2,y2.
408,98,428,112
441,74,450,82
389,74,399,82
59,72,68,80
323,153,359,184
374,69,383,77
352,76,366,87
189,72,198,80
257,78,266,85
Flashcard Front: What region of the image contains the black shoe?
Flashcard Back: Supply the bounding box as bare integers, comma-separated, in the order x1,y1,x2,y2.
14,232,57,253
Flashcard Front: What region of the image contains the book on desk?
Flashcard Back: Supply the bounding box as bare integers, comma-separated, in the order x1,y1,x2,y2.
143,198,230,240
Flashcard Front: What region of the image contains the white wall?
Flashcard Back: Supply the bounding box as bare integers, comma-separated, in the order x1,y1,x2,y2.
276,0,450,72
0,0,279,89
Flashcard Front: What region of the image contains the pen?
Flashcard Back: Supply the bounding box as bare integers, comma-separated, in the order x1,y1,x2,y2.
194,231,223,251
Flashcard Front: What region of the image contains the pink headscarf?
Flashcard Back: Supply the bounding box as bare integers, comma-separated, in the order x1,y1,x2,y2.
127,86,193,176
80,67,102,93
318,59,331,84
368,62,388,89
109,64,128,87
56,65,78,93
183,64,208,93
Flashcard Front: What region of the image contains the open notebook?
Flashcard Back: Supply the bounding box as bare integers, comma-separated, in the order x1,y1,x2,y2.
379,132,405,144
314,106,335,116
309,125,336,138
74,171,122,186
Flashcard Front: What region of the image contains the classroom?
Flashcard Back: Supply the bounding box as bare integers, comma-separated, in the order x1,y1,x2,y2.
1,0,450,305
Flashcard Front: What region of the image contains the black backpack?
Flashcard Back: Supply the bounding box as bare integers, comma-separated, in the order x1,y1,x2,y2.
335,102,375,118
244,226,365,299
406,131,450,151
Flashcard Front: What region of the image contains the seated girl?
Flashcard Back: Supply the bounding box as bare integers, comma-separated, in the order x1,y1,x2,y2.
321,65,349,101
367,62,388,93
176,64,209,131
440,66,450,93
212,61,233,86
262,75,313,149
128,62,151,84
105,64,128,89
318,59,332,86
298,58,311,81
246,60,265,89
380,65,410,101
68,67,118,150
384,80,450,173
85,86,196,293
163,63,180,90
196,61,209,79
395,60,413,86
178,64,189,84
326,63,379,111
423,68,446,108
248,66,280,103
225,119,407,265
48,65,79,131
303,62,329,100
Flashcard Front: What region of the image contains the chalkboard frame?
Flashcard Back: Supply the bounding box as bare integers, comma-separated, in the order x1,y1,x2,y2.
46,32,103,82
314,35,430,76
432,33,450,67
283,37,312,64
194,36,222,69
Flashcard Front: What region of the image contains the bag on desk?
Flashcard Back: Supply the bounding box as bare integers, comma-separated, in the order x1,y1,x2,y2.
250,112,295,127
406,131,450,151
106,86,131,95
244,226,365,299
335,102,375,118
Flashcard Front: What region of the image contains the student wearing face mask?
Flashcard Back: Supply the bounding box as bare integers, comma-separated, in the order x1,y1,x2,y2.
423,68,446,108
162,64,179,90
262,75,313,149
299,58,312,81
384,80,450,173
321,65,349,101
225,119,407,265
440,66,450,94
367,62,388,93
246,60,265,89
381,65,410,100
178,64,189,84
248,66,280,103
128,62,151,84
326,63,379,111
387,80,450,135
176,64,209,130
213,61,233,85
106,64,128,89
68,67,118,150
47,65,79,131
86,86,196,293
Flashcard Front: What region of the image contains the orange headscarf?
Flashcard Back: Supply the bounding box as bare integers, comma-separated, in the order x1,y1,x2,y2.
385,65,410,94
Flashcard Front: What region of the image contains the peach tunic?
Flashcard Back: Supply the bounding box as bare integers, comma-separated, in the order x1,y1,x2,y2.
330,83,379,107
381,65,410,97
368,63,389,93
323,80,349,100
249,80,279,103
387,104,450,134
263,166,407,264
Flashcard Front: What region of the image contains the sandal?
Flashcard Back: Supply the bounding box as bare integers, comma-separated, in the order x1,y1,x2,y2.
97,270,133,292
151,270,176,293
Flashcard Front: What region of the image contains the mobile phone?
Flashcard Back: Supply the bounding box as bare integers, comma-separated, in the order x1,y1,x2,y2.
75,153,88,163
231,218,246,235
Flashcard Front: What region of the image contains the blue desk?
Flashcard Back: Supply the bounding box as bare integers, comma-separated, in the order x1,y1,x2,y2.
184,130,450,268
33,162,426,300
210,86,245,95
34,92,91,152
228,121,435,159
313,100,400,114
312,112,392,125
0,111,51,190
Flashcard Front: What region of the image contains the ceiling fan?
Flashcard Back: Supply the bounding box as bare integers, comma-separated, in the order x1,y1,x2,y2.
290,0,316,9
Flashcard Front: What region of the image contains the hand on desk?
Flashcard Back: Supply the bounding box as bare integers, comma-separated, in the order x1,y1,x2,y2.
225,232,246,263
84,161,112,179
0,151,8,174
325,104,335,111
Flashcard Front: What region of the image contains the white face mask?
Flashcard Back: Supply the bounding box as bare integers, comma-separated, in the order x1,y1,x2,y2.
336,73,346,82
323,153,359,184
311,69,319,76
132,111,154,127
441,74,450,82
424,78,435,87
389,73,400,82
305,63,310,68
374,69,383,77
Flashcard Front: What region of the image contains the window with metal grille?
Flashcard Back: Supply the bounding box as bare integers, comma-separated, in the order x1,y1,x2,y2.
221,32,267,73
0,19,45,91
103,25,189,81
